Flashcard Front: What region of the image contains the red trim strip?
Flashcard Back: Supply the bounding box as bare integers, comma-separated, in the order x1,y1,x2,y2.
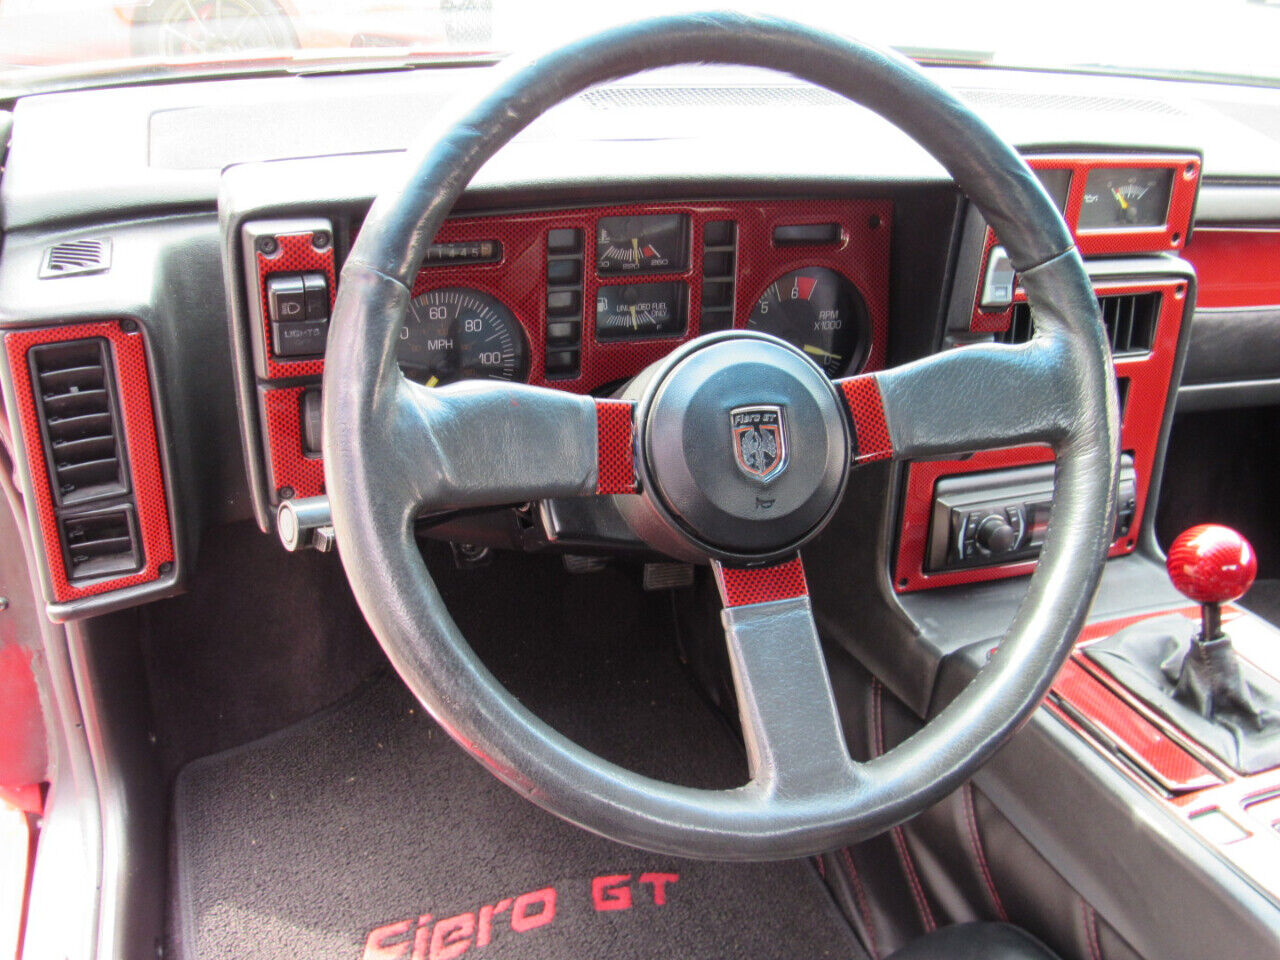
838,375,893,464
1182,227,1280,309
1052,658,1219,791
260,386,325,500
714,556,808,607
593,400,637,495
255,231,335,380
4,322,174,603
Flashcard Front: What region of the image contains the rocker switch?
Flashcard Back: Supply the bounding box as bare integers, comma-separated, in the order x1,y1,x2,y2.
979,246,1016,309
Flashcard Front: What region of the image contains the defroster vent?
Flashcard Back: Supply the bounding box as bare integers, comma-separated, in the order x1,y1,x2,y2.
39,238,112,278
1000,292,1160,356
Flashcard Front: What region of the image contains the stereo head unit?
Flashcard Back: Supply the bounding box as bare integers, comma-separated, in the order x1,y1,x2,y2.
927,456,1137,573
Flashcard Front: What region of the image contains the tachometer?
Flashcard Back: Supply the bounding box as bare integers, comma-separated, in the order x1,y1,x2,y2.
399,288,529,386
746,267,868,377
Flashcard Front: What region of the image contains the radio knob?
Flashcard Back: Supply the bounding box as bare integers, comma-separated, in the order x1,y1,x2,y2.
976,513,1019,554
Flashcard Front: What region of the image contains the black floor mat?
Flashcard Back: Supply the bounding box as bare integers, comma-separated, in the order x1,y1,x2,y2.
171,554,863,960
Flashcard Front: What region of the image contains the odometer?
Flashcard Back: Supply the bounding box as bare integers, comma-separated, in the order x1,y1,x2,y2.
399,288,528,386
747,267,869,377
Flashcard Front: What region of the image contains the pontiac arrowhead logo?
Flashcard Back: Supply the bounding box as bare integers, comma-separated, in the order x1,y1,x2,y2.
730,406,787,482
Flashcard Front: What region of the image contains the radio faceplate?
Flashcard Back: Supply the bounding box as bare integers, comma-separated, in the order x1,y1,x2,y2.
928,456,1136,573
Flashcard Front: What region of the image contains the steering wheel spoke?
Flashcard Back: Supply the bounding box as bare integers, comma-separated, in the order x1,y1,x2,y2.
713,556,861,798
390,376,637,513
837,337,1078,464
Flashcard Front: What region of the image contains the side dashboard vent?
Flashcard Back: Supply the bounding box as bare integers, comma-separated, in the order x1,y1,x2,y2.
59,505,140,581
29,339,129,506
999,292,1160,356
39,238,112,278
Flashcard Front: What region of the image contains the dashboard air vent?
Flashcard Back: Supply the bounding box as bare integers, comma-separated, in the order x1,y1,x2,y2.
999,293,1159,356
29,339,129,506
59,506,140,580
39,238,112,278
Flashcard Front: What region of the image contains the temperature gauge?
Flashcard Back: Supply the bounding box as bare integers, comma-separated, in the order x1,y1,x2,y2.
596,214,689,274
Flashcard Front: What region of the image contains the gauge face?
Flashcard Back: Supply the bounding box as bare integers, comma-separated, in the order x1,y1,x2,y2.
1079,168,1174,229
398,288,528,386
595,282,688,341
596,214,689,274
747,267,868,377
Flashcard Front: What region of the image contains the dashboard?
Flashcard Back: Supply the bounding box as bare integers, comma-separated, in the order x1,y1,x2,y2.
2,60,1280,629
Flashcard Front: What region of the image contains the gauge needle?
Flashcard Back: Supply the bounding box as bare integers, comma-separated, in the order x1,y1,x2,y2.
632,238,641,263
1111,188,1129,211
425,375,439,388
803,344,840,360
629,305,638,330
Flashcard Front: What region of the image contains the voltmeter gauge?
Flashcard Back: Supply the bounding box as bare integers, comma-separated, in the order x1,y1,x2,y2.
596,214,689,274
398,288,528,386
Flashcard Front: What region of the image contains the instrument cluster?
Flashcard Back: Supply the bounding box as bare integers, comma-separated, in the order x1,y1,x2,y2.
393,198,893,395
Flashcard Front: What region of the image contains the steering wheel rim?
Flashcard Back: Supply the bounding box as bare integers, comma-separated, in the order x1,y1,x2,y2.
322,12,1120,860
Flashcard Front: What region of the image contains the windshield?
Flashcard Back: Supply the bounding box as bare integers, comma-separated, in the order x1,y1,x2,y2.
1,1,1277,92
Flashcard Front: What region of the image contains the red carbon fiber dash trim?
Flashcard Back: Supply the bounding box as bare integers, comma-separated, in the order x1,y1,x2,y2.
4,322,174,603
1182,228,1280,309
256,231,336,380
969,155,1199,332
594,399,636,495
969,228,1015,334
400,198,891,393
260,386,324,500
1051,658,1219,793
900,277,1189,592
714,556,808,607
838,375,893,463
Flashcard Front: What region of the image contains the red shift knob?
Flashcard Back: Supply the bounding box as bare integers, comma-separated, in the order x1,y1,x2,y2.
1166,524,1257,604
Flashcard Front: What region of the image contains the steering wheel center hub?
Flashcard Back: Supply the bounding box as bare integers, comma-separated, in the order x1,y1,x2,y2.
627,334,850,561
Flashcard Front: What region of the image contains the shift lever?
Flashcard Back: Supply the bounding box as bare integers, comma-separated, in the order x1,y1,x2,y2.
1167,523,1257,643
1165,524,1263,725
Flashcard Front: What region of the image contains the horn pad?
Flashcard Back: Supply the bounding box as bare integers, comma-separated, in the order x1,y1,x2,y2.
619,333,851,563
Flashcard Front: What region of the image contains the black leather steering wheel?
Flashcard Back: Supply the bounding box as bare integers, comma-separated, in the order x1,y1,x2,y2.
323,12,1120,860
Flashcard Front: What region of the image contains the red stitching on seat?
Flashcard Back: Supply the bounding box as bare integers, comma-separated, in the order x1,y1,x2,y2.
963,782,1008,921
873,681,936,933
839,847,881,960
1082,900,1104,960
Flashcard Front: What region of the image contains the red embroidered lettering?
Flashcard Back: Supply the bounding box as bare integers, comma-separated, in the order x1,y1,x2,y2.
592,874,633,911
363,919,414,960
510,887,556,932
410,915,434,960
476,897,512,947
428,913,475,960
639,872,679,906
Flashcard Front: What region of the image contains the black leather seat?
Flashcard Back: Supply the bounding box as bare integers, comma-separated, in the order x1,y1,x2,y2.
886,922,1062,960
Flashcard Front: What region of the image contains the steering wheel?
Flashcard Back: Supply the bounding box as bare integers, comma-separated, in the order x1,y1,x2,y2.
323,12,1120,860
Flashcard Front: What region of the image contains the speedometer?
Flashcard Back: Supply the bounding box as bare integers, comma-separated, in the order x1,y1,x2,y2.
747,267,869,377
399,288,529,386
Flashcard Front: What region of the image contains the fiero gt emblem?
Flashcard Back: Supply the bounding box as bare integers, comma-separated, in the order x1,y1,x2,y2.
730,405,787,483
